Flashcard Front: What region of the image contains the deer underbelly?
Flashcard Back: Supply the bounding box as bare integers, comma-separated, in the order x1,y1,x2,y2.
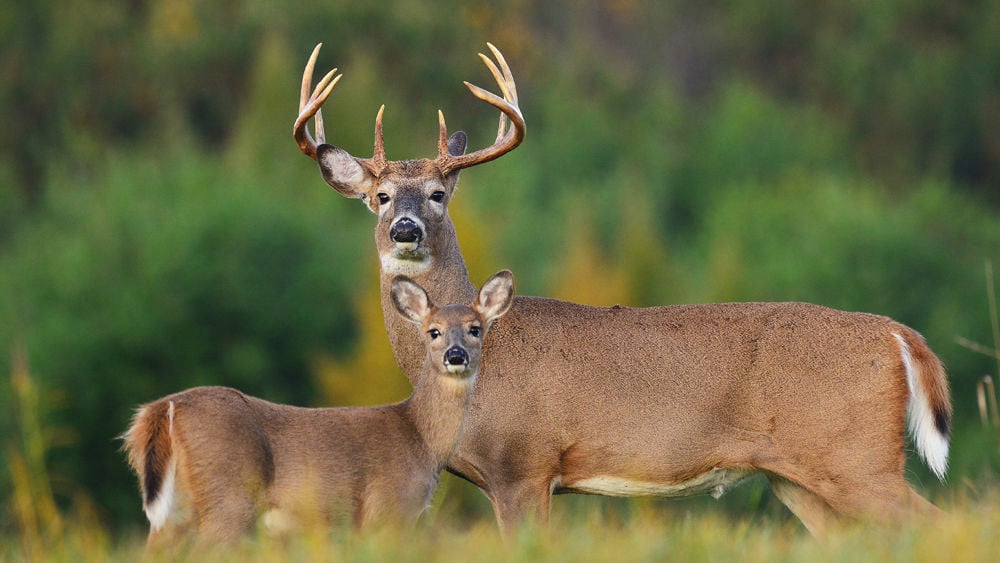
563,468,755,499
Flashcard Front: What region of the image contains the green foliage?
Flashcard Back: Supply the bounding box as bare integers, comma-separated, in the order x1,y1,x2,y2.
0,144,365,527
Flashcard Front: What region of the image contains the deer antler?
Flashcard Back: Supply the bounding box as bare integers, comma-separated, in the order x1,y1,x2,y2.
294,44,340,161
294,44,388,173
295,43,522,176
435,43,526,176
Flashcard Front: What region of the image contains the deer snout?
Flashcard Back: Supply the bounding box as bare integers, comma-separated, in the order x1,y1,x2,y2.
390,218,423,249
443,346,470,373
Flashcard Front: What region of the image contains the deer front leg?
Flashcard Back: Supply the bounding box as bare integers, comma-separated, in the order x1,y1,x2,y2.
487,477,554,537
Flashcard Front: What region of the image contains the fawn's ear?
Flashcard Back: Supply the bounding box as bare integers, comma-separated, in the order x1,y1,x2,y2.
475,270,515,324
391,275,433,325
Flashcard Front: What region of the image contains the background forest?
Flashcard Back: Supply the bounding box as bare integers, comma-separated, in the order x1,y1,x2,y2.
2,0,1000,543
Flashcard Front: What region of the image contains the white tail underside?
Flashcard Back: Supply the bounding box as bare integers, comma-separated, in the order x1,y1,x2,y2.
144,401,176,531
894,333,949,480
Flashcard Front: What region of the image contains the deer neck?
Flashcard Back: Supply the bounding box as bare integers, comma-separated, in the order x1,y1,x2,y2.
379,217,477,386
401,369,475,469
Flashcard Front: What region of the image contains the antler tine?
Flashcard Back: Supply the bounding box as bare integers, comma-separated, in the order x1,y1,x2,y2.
487,42,518,102
486,42,518,143
436,44,526,176
437,110,450,158
475,52,514,144
294,43,341,161
371,104,387,171
299,44,321,111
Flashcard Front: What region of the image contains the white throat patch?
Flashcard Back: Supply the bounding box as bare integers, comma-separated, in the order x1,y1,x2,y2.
381,251,433,276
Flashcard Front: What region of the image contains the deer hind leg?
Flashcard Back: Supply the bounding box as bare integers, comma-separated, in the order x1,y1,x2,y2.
146,518,197,555
194,494,259,543
183,449,267,543
905,486,943,518
828,476,942,523
792,471,942,531
767,476,840,536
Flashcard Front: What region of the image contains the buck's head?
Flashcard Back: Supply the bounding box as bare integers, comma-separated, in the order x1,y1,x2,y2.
391,270,514,379
294,43,525,277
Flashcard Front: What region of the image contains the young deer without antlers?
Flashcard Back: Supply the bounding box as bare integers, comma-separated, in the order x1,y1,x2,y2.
294,43,951,536
122,271,515,545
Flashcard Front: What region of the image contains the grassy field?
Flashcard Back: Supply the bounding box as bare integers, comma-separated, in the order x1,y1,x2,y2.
4,337,998,562
3,490,999,562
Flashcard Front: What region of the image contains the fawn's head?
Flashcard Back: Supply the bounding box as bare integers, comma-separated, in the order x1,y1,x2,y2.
390,270,514,379
294,43,524,277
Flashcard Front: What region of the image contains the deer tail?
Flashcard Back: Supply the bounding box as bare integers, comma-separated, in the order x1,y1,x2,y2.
894,330,952,480
122,399,176,529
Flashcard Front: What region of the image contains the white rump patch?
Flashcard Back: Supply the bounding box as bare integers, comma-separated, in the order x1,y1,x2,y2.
894,332,949,480
567,468,754,499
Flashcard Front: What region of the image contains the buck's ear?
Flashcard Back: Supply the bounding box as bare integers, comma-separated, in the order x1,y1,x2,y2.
442,131,468,186
391,276,433,325
476,270,514,323
316,144,375,200
447,131,468,157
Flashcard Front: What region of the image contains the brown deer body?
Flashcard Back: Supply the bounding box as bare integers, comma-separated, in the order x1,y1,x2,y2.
295,44,951,536
122,271,515,544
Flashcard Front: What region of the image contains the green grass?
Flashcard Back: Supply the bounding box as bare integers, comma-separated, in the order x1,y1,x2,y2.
3,494,999,562
4,334,1000,562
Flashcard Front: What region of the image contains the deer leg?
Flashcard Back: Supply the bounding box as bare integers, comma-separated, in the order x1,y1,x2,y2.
195,494,258,543
905,486,943,518
767,476,840,537
488,478,553,537
834,477,942,523
146,520,196,555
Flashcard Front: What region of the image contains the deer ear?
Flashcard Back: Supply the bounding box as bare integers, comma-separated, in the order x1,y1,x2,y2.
447,131,468,157
476,270,515,323
391,276,433,325
317,144,375,200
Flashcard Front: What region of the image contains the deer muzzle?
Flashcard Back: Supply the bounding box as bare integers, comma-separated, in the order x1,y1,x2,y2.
390,217,423,250
443,346,470,374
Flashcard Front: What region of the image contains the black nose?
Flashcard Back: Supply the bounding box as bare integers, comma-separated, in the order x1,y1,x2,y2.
390,218,422,244
444,346,469,366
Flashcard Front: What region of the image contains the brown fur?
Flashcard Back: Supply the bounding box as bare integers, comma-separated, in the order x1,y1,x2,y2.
296,46,951,536
122,273,514,545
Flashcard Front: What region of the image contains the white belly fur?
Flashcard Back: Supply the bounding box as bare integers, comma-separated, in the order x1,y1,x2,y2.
566,468,755,499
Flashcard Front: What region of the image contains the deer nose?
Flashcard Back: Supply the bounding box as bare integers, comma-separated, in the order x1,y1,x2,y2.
390,218,422,244
444,346,469,368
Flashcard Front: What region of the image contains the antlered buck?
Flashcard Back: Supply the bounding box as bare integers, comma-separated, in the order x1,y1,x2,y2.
294,43,951,536
123,271,515,544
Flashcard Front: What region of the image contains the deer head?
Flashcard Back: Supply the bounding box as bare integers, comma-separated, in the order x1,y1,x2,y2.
294,43,525,277
392,269,514,379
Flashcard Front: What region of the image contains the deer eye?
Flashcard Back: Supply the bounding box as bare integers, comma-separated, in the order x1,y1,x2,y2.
428,328,441,340
377,193,390,205
469,326,481,338
430,191,445,203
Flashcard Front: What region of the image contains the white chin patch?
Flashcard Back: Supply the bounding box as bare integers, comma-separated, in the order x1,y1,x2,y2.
445,363,469,375
395,241,419,251
380,252,432,276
